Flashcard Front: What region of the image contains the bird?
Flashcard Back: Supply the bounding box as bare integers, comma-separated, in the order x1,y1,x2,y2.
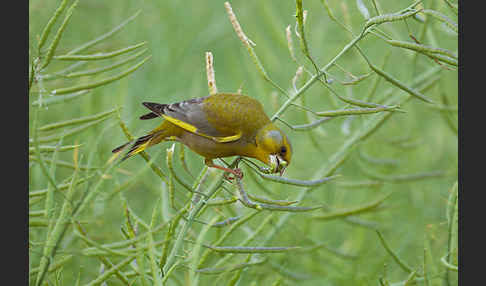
112,93,292,178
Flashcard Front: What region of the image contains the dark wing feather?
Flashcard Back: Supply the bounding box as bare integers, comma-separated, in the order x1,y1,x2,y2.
139,112,159,120
142,97,231,138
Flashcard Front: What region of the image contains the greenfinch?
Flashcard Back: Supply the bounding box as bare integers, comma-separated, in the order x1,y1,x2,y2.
112,93,292,178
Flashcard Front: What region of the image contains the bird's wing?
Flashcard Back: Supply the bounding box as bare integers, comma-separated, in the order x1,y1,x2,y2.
141,96,243,143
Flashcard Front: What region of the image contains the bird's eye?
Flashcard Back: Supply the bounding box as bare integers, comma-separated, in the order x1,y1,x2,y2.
280,146,287,155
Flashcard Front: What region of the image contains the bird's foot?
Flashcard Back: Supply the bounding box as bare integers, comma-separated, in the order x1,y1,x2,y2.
205,159,243,182
223,168,244,182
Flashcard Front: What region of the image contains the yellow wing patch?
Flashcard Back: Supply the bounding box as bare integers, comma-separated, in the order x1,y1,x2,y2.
211,133,242,143
162,115,198,133
162,114,242,143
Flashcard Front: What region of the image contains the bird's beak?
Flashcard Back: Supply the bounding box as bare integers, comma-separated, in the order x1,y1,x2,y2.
269,154,288,176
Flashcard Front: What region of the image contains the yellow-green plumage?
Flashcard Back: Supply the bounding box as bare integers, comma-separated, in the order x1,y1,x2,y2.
112,93,292,174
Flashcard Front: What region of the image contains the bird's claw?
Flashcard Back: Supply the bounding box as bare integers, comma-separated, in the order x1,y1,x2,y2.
223,173,233,182
223,168,244,182
234,168,243,179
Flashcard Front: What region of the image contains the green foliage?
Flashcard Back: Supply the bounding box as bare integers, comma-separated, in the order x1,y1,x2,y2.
29,0,458,285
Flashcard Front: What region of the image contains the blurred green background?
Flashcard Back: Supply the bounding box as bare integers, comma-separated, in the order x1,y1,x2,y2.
29,0,457,285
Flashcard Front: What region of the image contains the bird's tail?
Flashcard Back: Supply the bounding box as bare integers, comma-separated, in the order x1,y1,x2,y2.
111,134,154,161
112,102,176,161
112,129,171,161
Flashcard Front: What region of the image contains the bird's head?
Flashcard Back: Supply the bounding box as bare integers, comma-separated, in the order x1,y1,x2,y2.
254,124,292,175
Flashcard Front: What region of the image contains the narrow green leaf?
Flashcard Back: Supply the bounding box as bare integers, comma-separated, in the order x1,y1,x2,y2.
189,215,221,285
237,179,322,212
84,254,138,286
368,61,434,103
364,51,390,102
447,181,459,276
446,181,458,226
296,0,322,77
442,0,458,15
41,0,79,69
31,90,91,107
196,258,265,275
38,108,118,131
166,143,194,193
425,53,458,67
147,200,163,285
211,213,276,270
44,138,62,224
37,0,69,51
364,8,422,29
255,171,341,187
64,48,148,78
29,255,73,277
341,73,372,85
423,9,457,33
35,116,112,143
403,270,418,286
441,255,458,272
66,9,142,55
313,192,393,220
54,42,146,61
30,174,94,198
207,197,239,206
75,223,131,284
29,210,47,217
248,193,297,206
198,211,260,268
81,222,168,256
203,245,301,253
35,152,80,286
29,144,82,155
51,56,151,95
316,106,402,117
336,180,383,188
160,207,188,270
386,39,457,59
376,230,417,275
210,216,242,227
162,168,219,275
